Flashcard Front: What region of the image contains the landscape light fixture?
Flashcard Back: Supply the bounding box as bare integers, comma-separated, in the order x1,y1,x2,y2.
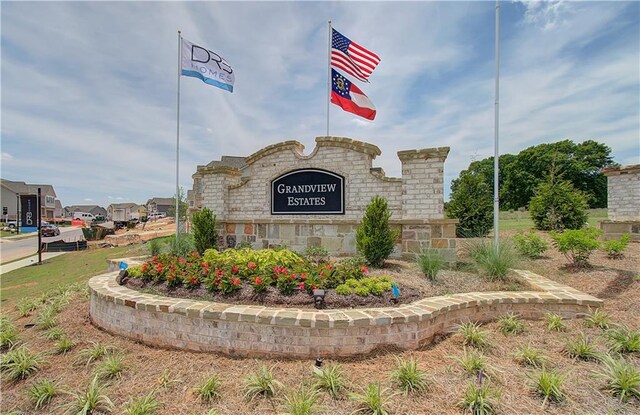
313,289,325,309
315,357,323,367
116,262,129,286
391,283,401,304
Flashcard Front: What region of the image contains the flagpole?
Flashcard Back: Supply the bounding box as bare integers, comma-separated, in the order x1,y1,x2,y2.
176,30,182,239
326,20,332,137
493,1,500,248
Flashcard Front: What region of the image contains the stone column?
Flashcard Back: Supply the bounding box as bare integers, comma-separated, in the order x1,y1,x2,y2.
197,166,242,221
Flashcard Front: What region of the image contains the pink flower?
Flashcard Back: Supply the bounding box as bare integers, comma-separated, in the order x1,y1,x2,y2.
255,277,262,285
232,278,240,286
361,265,369,274
232,266,239,273
247,262,257,270
298,282,305,289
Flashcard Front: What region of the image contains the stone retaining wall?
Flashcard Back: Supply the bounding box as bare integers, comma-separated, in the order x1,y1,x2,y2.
89,270,602,358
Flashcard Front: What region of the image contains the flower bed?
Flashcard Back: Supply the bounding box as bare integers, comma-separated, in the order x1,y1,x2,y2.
124,249,423,309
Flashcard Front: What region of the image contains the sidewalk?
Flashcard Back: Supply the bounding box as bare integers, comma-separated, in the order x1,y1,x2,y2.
0,252,67,275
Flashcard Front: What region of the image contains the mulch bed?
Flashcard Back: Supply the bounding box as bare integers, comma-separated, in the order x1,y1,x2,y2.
2,234,638,414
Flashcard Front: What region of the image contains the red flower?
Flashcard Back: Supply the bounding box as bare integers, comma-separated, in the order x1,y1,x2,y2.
327,265,333,270
298,282,305,289
168,274,175,281
152,256,157,261
312,285,317,290
361,265,369,274
202,262,209,268
255,277,263,285
232,266,239,273
232,278,240,286
247,262,257,270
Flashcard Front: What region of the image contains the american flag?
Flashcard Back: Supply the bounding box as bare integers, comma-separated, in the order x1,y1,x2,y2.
331,28,380,82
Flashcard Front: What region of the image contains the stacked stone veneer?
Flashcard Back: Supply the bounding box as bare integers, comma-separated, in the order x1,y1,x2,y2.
191,136,456,259
90,268,602,358
601,165,640,241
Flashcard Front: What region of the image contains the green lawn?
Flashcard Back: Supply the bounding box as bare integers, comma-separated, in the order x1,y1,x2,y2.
0,244,148,306
498,208,607,232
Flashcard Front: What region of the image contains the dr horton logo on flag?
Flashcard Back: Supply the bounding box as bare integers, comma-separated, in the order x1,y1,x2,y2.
181,38,234,92
331,69,376,120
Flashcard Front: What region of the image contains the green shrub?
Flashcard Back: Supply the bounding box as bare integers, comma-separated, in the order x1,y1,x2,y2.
196,374,222,402
335,284,353,295
416,250,445,281
348,382,389,415
593,355,640,402
313,363,345,399
147,238,163,256
355,196,399,267
192,207,217,255
447,171,493,238
391,356,430,394
354,285,370,296
512,232,549,258
466,239,518,280
0,347,44,382
303,246,330,264
529,178,588,231
603,234,631,259
551,228,602,266
27,378,57,410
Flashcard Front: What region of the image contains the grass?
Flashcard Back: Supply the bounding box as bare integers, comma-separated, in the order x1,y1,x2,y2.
513,343,548,368
0,244,146,306
56,337,75,354
498,208,607,231
458,379,500,415
0,346,44,381
27,378,58,410
390,356,430,394
0,317,20,350
593,355,640,402
313,363,346,399
604,325,640,354
544,313,567,332
584,308,611,330
95,354,126,379
465,239,519,280
348,382,390,415
455,348,490,375
76,341,115,366
564,332,602,361
244,364,283,401
416,250,445,281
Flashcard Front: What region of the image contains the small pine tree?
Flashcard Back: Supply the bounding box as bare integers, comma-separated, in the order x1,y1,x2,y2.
355,196,399,268
192,207,217,255
447,172,493,237
529,179,588,231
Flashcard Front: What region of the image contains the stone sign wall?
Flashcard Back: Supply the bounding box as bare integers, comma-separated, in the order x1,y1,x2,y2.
190,136,456,259
601,164,640,241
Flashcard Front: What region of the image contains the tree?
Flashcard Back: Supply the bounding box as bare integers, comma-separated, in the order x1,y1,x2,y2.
192,207,217,254
355,196,399,267
529,165,589,231
167,187,188,220
447,171,493,237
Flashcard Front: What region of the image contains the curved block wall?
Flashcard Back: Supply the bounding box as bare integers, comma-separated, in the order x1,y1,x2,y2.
89,270,602,358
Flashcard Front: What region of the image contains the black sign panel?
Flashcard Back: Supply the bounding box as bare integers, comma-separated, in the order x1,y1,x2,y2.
272,169,344,215
20,195,38,230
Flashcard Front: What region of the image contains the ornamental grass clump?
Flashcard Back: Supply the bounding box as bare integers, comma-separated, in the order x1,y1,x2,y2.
196,374,223,402
604,325,640,354
497,313,525,336
564,332,602,361
531,367,567,408
313,363,346,399
124,390,159,415
75,341,115,366
416,250,445,281
64,375,114,415
544,313,567,332
0,347,43,382
513,343,547,368
593,354,640,402
15,298,39,317
391,356,430,394
455,321,490,348
0,317,19,350
244,364,283,401
27,378,57,410
56,337,75,354
282,384,321,415
458,371,500,415
95,354,126,379
455,348,490,375
348,382,390,415
584,308,611,330
466,239,519,280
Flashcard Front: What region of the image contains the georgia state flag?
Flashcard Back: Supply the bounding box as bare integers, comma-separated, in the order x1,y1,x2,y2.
330,69,376,120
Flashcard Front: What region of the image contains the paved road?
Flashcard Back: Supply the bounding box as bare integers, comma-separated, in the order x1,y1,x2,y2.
0,227,80,264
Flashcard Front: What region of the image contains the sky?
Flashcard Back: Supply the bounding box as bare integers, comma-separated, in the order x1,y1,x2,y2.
1,1,638,209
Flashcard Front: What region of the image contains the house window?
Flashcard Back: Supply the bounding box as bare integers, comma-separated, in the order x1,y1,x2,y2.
45,196,55,206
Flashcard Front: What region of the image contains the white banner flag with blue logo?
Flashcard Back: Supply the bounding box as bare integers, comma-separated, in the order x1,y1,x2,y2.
181,38,234,93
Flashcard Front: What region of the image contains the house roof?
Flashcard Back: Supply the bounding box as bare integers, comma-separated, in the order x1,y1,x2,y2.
29,184,57,197
108,203,139,209
146,197,174,206
1,179,57,197
206,156,246,169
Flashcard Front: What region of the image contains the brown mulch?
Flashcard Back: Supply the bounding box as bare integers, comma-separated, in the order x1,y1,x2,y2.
1,235,639,415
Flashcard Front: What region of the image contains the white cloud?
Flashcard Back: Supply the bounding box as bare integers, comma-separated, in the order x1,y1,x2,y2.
1,152,13,162
84,198,93,202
